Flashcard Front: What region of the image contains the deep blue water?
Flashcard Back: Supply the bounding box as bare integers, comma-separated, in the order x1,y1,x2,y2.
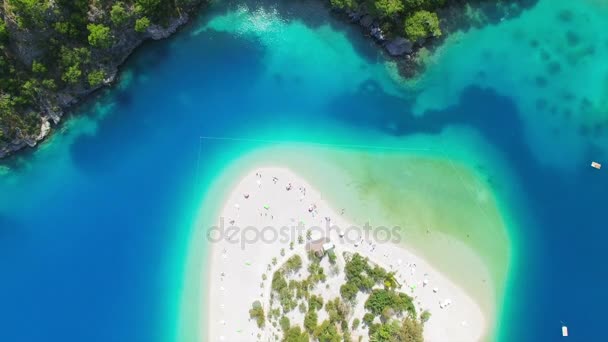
1,1,607,341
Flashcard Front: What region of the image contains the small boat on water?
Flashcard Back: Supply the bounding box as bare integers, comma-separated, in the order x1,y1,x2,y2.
591,161,601,170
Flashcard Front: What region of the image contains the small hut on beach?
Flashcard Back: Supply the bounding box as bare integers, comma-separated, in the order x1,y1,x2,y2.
306,238,331,258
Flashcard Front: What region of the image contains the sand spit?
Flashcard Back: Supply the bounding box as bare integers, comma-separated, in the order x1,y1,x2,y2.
206,167,486,341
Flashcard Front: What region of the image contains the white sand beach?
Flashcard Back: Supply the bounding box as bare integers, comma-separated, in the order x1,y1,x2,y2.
206,166,486,341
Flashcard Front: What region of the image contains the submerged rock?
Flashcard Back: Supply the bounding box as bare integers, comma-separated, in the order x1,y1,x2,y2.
385,37,413,56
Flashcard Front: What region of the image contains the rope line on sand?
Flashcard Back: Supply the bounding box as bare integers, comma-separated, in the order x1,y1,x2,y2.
197,135,498,224
199,135,435,152
193,136,204,198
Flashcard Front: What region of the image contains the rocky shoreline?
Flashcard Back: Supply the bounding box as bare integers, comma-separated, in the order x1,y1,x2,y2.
0,2,205,160
344,10,414,56
337,7,420,77
331,0,537,78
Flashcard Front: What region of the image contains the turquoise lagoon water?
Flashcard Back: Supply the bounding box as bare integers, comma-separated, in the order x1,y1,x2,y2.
0,0,607,341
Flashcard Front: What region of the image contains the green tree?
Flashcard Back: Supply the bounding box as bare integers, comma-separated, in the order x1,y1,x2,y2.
403,0,425,10
364,289,416,318
352,318,360,330
307,258,326,284
340,282,358,302
60,47,91,69
343,253,380,292
41,79,56,90
53,22,71,35
285,254,303,273
283,326,309,342
369,321,401,342
249,301,265,328
88,70,106,87
135,17,151,33
374,0,404,18
343,330,353,342
328,250,337,264
329,0,357,10
403,10,441,41
7,0,50,28
363,313,375,326
62,65,82,84
111,2,130,26
21,79,38,102
313,320,342,342
420,310,431,323
87,24,112,49
32,61,47,74
0,21,8,45
59,47,90,85
308,295,324,311
370,265,387,283
280,316,291,331
394,316,424,342
136,0,161,15
404,0,446,10
304,309,318,332
135,0,173,21
325,298,349,324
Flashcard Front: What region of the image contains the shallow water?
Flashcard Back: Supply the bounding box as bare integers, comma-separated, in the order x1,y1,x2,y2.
0,0,607,341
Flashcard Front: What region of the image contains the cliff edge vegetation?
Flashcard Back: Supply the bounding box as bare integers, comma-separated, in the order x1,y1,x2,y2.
0,0,203,158
328,0,537,75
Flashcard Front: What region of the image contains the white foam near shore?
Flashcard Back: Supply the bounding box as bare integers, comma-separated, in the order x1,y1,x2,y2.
207,167,486,341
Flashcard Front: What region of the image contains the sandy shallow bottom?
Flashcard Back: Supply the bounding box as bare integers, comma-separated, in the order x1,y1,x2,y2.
207,167,488,341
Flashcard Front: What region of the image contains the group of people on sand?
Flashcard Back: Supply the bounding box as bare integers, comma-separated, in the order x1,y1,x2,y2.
239,171,454,314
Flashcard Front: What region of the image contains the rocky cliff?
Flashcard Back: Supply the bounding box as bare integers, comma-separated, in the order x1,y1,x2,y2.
0,0,205,159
